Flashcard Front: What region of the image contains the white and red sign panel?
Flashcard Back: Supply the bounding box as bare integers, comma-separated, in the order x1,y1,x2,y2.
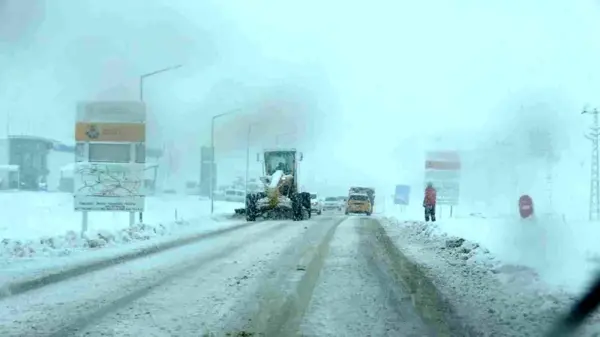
425,151,461,170
424,151,461,206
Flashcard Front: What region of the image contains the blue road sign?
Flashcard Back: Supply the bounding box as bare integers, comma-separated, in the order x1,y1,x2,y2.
394,185,411,205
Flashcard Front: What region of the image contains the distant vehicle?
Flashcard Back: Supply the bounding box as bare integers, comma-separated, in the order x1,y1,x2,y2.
244,149,311,221
224,189,245,203
323,197,341,211
185,181,199,195
337,196,348,209
345,193,372,216
310,193,323,215
348,187,375,213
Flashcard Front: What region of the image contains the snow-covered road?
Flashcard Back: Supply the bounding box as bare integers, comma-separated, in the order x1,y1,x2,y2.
0,216,435,337
300,217,433,337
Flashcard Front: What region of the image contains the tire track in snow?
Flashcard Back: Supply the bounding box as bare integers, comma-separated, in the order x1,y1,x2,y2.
364,218,466,336
356,217,437,336
1,219,264,300
0,220,292,337
299,217,433,337
73,219,323,336
223,216,345,336
50,220,295,337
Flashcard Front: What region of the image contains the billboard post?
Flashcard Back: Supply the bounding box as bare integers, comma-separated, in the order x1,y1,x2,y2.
74,101,146,235
200,146,216,197
424,151,461,217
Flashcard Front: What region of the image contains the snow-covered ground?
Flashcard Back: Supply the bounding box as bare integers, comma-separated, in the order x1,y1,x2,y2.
300,217,432,336
0,191,241,240
384,195,600,292
1,216,439,336
380,204,600,335
0,219,307,336
0,191,244,281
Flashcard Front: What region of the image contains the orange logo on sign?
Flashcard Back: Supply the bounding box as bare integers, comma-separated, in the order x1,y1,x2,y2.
76,122,145,142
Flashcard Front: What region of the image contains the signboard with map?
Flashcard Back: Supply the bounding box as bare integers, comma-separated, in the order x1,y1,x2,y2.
74,101,146,211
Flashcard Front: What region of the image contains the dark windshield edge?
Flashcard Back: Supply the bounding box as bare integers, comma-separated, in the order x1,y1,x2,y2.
545,272,600,337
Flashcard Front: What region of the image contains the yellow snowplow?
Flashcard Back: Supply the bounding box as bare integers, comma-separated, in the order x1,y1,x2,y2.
244,149,311,221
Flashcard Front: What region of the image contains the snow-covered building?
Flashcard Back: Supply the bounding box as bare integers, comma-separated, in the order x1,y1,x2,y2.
0,136,60,190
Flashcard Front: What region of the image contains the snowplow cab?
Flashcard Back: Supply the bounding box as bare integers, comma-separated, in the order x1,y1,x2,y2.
245,148,311,221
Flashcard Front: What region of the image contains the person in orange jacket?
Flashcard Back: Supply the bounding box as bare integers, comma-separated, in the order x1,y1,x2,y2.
423,182,437,222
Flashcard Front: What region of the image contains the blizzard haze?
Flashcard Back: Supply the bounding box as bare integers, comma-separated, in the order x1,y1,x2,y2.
2,0,600,214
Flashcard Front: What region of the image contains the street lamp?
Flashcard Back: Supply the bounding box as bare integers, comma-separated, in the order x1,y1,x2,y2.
139,64,183,101
210,109,241,214
137,64,182,224
245,122,259,199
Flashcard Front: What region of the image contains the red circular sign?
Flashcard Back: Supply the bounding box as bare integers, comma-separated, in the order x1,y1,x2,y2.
519,195,534,218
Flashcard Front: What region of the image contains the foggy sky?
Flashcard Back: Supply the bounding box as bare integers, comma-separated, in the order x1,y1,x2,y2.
3,0,600,208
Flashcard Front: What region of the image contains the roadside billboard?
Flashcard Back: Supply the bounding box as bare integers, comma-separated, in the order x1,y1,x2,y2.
424,151,461,206
394,185,411,205
74,101,146,212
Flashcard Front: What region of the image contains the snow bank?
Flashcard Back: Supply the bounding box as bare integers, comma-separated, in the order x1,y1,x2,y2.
0,191,243,261
0,221,187,260
387,209,600,293
0,215,248,290
379,218,600,336
0,192,241,240
434,215,600,292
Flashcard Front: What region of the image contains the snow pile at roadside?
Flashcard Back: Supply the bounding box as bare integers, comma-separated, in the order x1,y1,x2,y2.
0,191,245,260
0,220,193,260
0,191,243,241
380,217,600,336
386,204,600,294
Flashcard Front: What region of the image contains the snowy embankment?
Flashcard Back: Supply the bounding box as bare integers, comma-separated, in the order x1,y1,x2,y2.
379,216,600,336
387,205,600,293
0,192,243,261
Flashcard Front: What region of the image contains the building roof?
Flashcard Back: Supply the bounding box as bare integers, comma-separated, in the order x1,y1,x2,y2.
1,136,162,158
7,135,55,143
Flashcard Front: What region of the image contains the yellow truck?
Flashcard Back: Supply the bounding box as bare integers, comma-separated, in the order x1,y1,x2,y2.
345,193,372,216
348,187,375,214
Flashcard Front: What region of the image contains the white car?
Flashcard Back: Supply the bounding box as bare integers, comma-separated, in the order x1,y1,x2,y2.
337,196,348,210
224,189,245,203
310,193,323,215
323,197,341,212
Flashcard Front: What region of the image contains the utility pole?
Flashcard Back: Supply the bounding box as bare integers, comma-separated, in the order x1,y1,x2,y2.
583,107,600,221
